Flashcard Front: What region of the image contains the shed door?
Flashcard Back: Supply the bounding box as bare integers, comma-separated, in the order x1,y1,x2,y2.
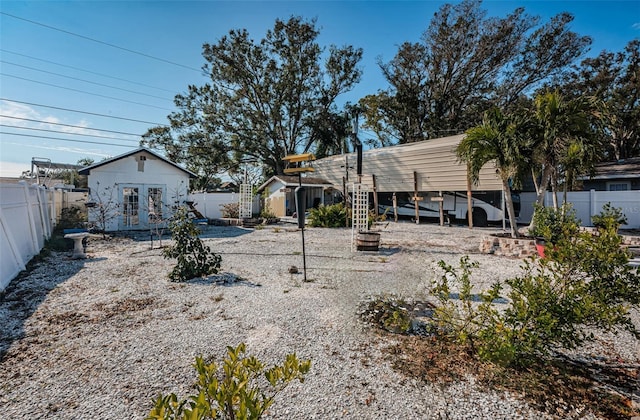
120,184,166,230
121,185,141,229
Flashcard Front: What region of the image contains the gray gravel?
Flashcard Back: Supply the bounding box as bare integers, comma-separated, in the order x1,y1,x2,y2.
0,222,637,419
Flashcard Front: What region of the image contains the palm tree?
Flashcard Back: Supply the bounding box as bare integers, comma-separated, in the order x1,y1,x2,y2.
457,108,525,238
529,91,599,209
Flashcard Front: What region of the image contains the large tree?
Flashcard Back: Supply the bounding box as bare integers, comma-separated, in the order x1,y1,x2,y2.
361,0,591,145
557,40,640,160
142,17,362,178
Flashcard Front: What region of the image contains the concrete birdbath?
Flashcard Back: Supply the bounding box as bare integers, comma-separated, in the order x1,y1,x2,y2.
64,232,90,259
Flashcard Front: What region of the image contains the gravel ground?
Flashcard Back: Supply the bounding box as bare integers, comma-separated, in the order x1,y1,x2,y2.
0,222,638,419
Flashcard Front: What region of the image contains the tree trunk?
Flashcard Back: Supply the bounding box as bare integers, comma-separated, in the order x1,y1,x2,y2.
551,172,558,210
502,178,519,238
528,165,553,233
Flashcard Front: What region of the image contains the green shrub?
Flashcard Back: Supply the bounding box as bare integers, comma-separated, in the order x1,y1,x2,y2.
55,207,87,232
529,203,580,244
308,203,348,228
428,211,640,367
220,202,239,219
163,207,222,282
147,343,311,420
430,257,503,353
361,295,412,334
591,202,627,230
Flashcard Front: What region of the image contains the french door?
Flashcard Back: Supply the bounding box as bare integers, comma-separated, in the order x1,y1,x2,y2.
119,184,165,230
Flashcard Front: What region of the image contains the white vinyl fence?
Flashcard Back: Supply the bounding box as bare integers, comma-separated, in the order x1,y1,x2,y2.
189,192,260,219
1,182,55,291
519,190,640,229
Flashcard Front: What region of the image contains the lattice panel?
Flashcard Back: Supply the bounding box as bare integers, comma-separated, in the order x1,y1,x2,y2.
351,183,369,251
239,183,253,219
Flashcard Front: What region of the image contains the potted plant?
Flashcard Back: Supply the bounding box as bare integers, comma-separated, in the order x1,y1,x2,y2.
529,203,580,258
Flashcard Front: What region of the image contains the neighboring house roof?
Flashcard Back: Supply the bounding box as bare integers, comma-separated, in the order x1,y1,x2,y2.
257,175,333,192
78,147,197,178
581,157,640,181
220,181,237,189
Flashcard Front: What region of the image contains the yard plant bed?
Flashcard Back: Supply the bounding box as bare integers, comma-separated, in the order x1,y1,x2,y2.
1,223,638,419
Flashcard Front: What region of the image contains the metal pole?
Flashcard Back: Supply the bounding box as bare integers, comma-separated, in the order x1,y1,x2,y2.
298,173,307,282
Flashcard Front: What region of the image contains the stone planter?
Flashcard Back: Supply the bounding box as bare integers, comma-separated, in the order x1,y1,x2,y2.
479,234,537,258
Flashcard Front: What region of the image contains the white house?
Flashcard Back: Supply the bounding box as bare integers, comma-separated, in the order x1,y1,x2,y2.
79,148,196,231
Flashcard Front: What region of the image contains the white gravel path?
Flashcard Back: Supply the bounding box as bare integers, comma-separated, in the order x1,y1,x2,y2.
0,222,637,419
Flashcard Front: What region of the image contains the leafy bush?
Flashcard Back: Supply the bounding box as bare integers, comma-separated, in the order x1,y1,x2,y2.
430,257,503,354
308,203,348,228
260,191,277,219
591,202,627,230
528,203,580,244
361,295,412,334
428,210,640,367
163,207,222,282
147,343,311,420
220,202,239,219
56,207,87,232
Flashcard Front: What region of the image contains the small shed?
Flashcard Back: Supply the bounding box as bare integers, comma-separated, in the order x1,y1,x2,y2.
581,157,640,191
256,175,336,217
79,148,196,231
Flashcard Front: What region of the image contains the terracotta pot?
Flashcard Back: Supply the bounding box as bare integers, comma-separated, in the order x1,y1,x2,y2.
534,237,546,258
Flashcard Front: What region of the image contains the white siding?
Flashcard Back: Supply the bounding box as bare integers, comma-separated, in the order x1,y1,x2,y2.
314,135,502,192
87,151,190,231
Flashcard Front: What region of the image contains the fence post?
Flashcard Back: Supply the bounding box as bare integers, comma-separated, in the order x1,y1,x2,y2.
590,189,597,222
36,186,51,239
20,181,40,256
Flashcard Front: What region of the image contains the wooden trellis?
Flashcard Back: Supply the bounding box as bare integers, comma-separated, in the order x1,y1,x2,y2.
351,182,369,251
239,183,253,219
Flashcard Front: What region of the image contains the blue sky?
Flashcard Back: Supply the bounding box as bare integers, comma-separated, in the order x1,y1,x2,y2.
1,0,639,177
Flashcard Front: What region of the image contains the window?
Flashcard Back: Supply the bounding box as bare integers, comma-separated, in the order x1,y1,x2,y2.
607,182,630,191
122,187,139,226
148,187,163,222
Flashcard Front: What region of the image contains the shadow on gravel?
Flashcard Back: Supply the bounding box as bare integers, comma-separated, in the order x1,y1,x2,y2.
447,292,508,304
378,247,401,256
122,226,253,243
0,254,105,361
187,272,262,288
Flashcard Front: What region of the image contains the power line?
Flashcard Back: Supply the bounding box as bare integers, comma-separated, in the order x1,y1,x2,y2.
1,73,174,111
0,98,168,126
1,60,173,101
0,115,143,136
0,131,139,147
0,124,141,143
0,12,203,73
0,49,178,93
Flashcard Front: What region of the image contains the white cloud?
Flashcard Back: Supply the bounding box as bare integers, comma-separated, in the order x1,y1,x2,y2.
633,22,640,30
0,161,30,178
4,141,111,158
1,100,96,136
